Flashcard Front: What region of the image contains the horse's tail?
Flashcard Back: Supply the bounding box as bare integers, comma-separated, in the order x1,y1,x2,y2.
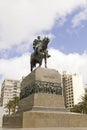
30,53,34,71
30,53,32,63
30,53,34,63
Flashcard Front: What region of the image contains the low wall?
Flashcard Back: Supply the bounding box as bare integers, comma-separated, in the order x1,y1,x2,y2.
3,108,87,128
23,111,87,128
2,113,22,128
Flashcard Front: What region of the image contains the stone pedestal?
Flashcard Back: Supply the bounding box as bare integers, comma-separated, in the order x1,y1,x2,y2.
18,67,64,112
2,67,87,128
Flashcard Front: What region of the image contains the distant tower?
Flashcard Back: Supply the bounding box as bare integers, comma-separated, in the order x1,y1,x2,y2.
62,71,84,111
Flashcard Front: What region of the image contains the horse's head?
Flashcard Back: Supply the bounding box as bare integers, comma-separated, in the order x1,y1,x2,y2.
43,37,50,43
42,37,50,50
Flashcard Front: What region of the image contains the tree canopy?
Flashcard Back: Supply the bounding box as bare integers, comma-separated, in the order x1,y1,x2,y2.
70,93,87,114
5,96,20,115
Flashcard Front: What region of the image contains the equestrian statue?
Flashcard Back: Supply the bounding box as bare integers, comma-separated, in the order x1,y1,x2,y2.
30,36,51,71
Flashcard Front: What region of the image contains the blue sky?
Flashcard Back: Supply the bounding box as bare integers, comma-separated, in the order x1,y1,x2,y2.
0,0,87,88
50,18,87,54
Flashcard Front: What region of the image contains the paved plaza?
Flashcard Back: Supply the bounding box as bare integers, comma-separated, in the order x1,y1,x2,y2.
0,128,87,130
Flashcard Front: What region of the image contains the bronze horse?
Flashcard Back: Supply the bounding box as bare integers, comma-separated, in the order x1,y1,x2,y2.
30,37,50,71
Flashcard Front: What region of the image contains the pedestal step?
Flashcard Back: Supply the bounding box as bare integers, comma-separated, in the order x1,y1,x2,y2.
32,106,67,112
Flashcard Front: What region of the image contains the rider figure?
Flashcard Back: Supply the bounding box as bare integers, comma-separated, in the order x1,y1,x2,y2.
33,36,42,55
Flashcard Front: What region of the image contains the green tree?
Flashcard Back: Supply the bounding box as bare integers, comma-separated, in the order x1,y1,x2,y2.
70,104,82,113
5,100,14,115
5,96,20,115
70,93,87,114
12,96,20,114
80,94,87,114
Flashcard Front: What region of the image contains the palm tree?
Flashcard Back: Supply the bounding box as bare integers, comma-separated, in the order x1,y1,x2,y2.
12,96,20,114
5,96,20,115
5,100,14,115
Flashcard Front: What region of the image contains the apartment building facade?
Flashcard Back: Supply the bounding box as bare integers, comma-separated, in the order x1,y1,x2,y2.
1,79,20,114
62,71,84,111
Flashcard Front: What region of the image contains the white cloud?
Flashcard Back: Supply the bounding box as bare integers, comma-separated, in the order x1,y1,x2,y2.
0,53,30,88
16,41,30,54
0,0,87,91
0,0,86,51
72,8,87,27
48,48,87,86
0,49,87,90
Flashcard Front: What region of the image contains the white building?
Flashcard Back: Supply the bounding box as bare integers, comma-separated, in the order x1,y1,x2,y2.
0,106,4,127
1,79,20,114
62,71,84,111
0,96,1,106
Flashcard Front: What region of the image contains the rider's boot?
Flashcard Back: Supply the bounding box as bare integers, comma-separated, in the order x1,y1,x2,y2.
47,54,51,58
